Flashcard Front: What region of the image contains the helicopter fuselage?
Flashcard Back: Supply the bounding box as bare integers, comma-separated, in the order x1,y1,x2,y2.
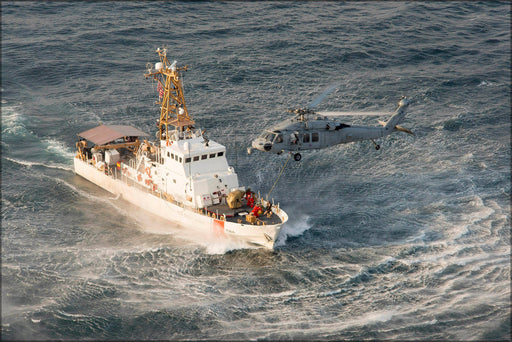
250,97,410,159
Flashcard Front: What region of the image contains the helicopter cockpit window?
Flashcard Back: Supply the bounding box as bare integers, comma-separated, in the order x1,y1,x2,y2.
259,130,283,144
259,131,273,140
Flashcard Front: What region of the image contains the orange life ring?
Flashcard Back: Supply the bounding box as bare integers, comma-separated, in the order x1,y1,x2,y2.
166,140,173,146
137,174,142,182
152,184,158,191
145,167,151,177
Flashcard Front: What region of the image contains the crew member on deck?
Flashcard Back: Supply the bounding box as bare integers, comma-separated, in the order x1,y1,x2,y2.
245,188,255,207
251,204,263,218
264,202,272,217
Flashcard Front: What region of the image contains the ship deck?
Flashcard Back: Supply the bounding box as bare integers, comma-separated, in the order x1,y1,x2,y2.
206,203,282,226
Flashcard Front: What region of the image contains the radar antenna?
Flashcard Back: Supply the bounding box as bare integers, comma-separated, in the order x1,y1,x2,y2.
144,48,194,141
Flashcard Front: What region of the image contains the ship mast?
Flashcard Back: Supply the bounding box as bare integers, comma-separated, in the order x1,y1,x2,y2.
144,47,195,141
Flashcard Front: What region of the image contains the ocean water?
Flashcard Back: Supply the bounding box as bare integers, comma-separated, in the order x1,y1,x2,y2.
1,1,510,340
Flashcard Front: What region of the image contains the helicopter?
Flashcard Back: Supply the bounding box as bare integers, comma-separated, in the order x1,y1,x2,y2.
247,84,413,161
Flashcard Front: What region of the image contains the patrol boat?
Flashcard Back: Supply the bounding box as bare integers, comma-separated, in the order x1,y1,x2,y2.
74,48,288,249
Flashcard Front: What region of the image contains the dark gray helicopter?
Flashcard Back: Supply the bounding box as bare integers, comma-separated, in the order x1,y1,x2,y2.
247,84,412,161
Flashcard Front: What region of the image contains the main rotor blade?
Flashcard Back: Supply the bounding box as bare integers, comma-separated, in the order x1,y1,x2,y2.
308,82,341,109
317,111,393,116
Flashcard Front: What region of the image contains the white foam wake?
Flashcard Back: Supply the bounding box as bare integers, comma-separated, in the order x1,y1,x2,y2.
42,137,76,160
3,156,73,172
275,214,312,247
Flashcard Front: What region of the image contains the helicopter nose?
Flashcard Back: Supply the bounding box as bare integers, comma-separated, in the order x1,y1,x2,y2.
252,138,272,152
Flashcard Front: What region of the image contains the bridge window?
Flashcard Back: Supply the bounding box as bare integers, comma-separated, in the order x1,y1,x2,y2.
217,152,224,157
185,157,191,163
193,156,199,161
209,153,216,158
312,132,319,142
171,153,175,159
179,157,182,163
201,154,207,160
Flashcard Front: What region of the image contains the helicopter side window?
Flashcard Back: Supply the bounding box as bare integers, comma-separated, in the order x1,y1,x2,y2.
312,132,319,142
274,133,283,144
302,133,310,143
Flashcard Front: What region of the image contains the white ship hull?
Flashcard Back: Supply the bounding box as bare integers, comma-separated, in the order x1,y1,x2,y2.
74,157,287,249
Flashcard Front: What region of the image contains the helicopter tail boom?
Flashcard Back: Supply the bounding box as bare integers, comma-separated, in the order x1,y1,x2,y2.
384,96,410,131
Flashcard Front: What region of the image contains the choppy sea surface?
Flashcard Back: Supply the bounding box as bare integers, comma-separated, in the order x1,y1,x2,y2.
1,2,510,340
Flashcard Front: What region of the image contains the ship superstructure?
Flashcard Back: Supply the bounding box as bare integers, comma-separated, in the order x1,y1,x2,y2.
74,48,288,249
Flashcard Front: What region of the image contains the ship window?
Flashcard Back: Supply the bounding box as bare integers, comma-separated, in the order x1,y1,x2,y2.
193,156,199,161
217,152,224,157
302,133,310,143
312,132,319,142
185,157,191,163
201,154,207,160
171,153,175,159
167,152,170,157
209,153,216,158
179,157,182,163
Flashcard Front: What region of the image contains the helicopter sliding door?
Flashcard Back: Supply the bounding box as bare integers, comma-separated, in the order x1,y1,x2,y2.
301,132,320,150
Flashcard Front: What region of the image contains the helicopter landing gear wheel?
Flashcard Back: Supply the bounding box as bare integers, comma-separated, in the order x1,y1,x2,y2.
371,139,380,150
293,153,302,161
